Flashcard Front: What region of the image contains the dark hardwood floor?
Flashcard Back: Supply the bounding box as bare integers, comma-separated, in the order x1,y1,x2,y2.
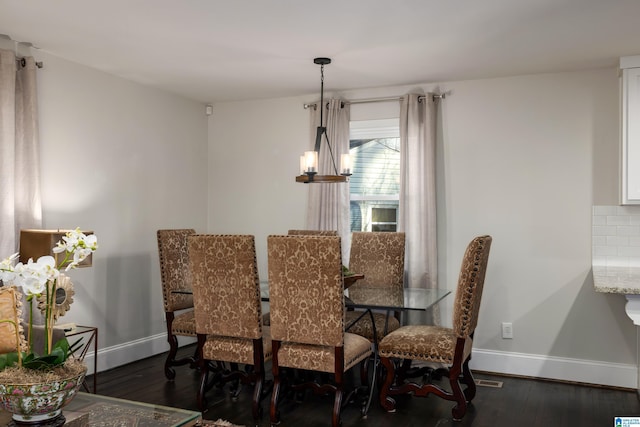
86,344,640,426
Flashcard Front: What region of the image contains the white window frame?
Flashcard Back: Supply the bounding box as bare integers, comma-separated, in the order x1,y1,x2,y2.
349,118,400,232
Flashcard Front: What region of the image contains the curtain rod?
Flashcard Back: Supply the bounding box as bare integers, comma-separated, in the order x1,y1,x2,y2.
303,93,445,109
2,36,44,68
17,57,43,69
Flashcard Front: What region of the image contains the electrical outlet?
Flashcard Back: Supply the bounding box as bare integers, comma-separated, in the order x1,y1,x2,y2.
501,322,513,339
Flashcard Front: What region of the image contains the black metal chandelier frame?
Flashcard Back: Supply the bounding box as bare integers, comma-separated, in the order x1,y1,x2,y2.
296,57,351,184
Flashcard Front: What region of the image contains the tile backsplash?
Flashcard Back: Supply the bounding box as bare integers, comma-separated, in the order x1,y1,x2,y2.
593,205,640,266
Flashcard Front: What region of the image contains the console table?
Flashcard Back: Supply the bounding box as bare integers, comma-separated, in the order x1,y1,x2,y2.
64,325,98,393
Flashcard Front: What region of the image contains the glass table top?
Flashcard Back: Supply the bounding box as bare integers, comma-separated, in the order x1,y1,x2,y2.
259,282,450,312
175,283,450,312
346,286,451,311
61,392,200,426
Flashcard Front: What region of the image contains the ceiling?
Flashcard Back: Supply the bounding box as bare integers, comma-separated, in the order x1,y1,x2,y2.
1,0,640,104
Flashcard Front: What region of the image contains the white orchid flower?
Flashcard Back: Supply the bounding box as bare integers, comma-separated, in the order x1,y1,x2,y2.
0,253,19,266
37,256,59,280
5,256,58,296
0,270,16,283
20,275,47,296
0,254,18,283
83,234,98,251
0,253,19,283
65,248,90,271
53,229,98,270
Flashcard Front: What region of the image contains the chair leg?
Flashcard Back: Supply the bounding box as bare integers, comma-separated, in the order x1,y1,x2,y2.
252,370,264,421
196,334,212,412
448,365,468,421
332,371,344,427
165,333,179,380
270,376,282,426
164,313,179,380
192,344,200,368
270,341,282,426
251,339,267,422
229,362,241,399
197,359,209,412
332,387,344,427
164,312,197,379
461,355,477,402
379,357,397,412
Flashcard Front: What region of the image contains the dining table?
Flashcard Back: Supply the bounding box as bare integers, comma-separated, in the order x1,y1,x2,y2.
174,280,451,313
173,280,451,332
261,280,451,414
173,280,451,340
172,280,451,415
258,281,451,314
172,281,451,354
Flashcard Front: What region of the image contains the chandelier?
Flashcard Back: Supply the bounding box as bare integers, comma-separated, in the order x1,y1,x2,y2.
296,57,351,183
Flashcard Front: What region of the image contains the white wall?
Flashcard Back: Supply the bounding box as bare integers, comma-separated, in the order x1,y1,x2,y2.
209,68,637,388
208,97,313,276
23,47,633,387
34,51,209,372
438,70,633,387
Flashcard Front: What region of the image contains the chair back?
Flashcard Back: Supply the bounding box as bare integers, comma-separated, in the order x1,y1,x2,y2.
189,234,263,340
348,232,405,302
452,235,492,339
267,235,344,347
287,229,338,236
157,229,195,313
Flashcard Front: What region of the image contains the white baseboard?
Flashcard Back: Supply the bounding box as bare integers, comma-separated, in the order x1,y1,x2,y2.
82,334,197,375
84,339,637,390
471,348,637,389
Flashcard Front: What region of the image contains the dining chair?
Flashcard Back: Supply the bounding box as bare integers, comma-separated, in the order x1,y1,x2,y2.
157,229,198,380
189,234,272,422
267,235,373,427
345,232,406,342
261,229,339,328
378,235,492,421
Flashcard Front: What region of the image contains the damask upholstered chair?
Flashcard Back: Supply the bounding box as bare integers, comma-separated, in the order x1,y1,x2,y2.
261,230,338,328
261,230,339,328
189,234,271,422
267,235,373,427
157,229,197,380
345,232,406,342
378,235,492,421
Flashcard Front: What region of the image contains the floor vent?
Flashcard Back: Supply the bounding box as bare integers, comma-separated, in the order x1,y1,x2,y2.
475,379,503,388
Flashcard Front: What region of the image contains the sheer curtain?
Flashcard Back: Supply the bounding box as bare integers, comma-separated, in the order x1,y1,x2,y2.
305,99,350,256
0,48,42,256
399,93,437,292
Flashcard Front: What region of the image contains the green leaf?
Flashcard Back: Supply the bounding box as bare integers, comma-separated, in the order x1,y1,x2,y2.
0,338,75,372
0,352,20,370
18,338,72,371
52,337,70,356
342,265,355,276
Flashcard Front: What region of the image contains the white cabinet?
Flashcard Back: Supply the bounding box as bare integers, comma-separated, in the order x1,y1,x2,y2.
621,56,640,204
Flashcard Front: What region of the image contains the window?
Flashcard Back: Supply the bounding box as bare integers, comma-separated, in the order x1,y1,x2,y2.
349,119,400,232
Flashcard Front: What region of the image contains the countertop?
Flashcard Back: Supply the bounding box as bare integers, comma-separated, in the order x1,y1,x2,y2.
593,265,640,294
